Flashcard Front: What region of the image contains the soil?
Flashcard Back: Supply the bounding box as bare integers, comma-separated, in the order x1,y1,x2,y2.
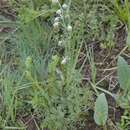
19,115,38,130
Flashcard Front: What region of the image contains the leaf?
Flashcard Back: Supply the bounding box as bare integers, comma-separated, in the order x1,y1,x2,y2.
117,56,130,90
94,93,108,126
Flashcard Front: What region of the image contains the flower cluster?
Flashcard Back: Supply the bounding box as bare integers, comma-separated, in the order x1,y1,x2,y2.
52,2,72,33
52,1,71,65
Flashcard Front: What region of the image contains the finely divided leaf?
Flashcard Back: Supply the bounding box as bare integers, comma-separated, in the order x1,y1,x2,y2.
94,93,108,126
117,56,130,90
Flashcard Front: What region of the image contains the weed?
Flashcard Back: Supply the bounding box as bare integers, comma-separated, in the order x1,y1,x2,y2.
117,56,130,129
0,0,94,129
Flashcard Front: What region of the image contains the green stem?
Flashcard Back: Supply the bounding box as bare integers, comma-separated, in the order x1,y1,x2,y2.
96,86,114,98
89,81,99,96
4,126,26,130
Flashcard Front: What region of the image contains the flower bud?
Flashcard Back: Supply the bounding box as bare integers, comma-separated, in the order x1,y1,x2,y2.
54,17,60,23
58,40,62,46
67,25,72,32
56,9,62,15
53,22,59,31
61,57,69,65
62,4,68,10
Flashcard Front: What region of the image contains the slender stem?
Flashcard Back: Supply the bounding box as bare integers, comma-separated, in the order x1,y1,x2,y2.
89,81,99,96
4,126,26,130
96,86,114,98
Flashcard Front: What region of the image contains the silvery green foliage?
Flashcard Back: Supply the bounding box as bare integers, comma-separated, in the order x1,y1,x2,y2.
117,56,130,90
94,93,108,126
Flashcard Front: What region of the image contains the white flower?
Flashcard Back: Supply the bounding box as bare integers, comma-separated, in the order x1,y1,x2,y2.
61,57,69,65
52,0,58,4
62,4,68,10
58,40,62,46
67,25,72,32
56,9,62,15
53,22,59,28
53,22,60,31
54,17,60,23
